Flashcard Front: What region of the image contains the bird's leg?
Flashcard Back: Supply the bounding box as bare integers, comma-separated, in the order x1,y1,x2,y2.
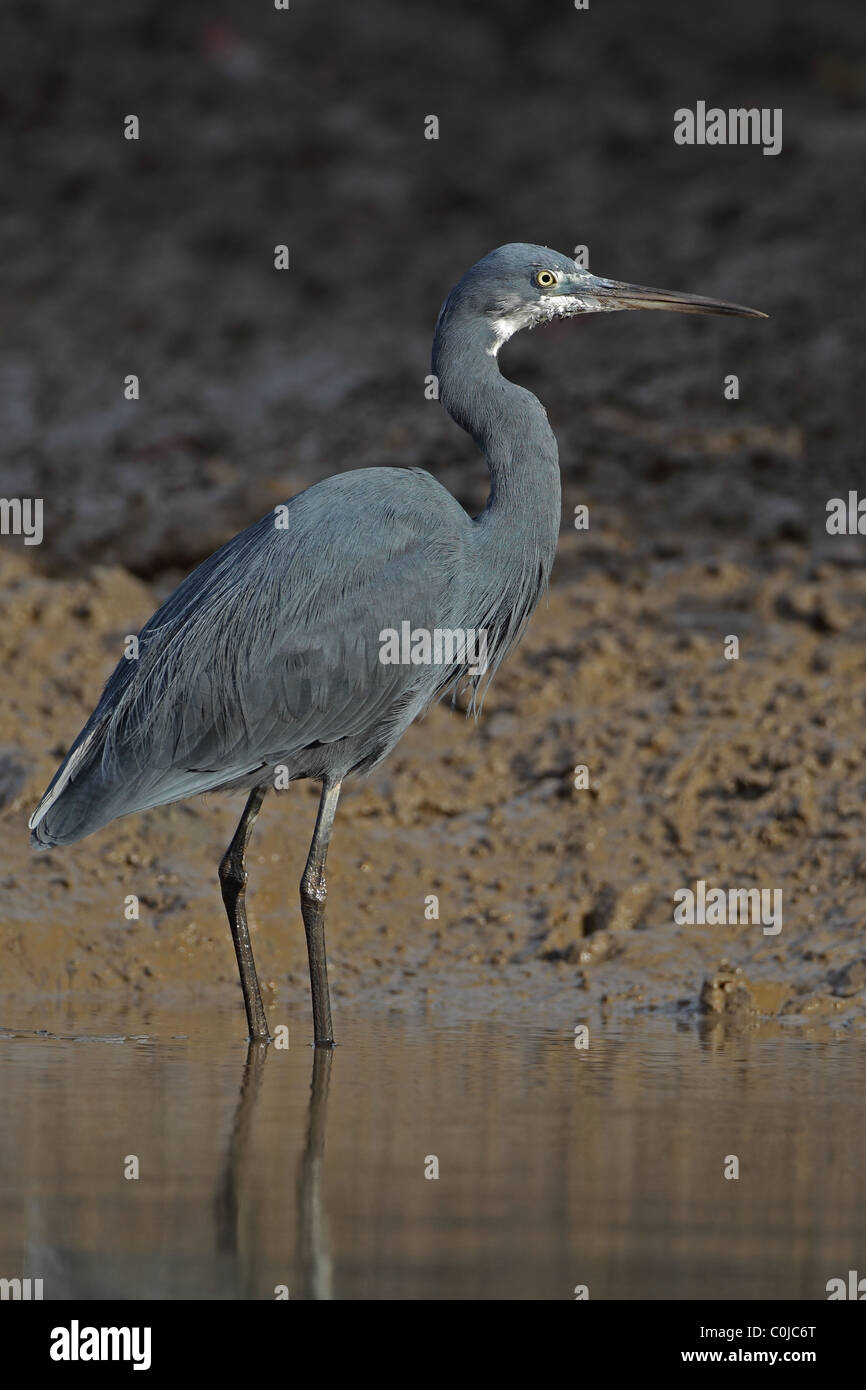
219,785,270,1040
300,778,342,1047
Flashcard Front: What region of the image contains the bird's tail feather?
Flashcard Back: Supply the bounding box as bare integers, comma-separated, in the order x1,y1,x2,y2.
29,719,109,848
30,714,264,849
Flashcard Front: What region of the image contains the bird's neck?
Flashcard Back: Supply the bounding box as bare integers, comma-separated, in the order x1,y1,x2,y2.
432,313,561,578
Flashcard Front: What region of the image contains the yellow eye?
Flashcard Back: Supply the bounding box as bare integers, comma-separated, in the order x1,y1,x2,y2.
535,270,557,288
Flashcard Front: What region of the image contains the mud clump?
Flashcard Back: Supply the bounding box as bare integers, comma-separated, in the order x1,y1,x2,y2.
700,966,790,1020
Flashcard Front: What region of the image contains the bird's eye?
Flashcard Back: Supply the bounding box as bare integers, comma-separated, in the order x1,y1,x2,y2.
535,270,557,288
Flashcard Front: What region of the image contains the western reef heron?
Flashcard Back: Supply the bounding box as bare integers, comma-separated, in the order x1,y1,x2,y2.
29,243,766,1044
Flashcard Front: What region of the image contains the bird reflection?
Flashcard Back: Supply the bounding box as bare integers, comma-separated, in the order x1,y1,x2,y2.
213,1038,269,1275
214,1037,334,1298
295,1047,334,1299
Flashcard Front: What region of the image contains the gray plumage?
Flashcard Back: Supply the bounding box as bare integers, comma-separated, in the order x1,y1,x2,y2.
29,243,765,1041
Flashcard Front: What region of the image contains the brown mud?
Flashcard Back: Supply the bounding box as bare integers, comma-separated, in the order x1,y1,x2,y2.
3,528,865,1036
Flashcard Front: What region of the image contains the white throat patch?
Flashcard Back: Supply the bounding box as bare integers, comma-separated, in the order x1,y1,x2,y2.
485,292,605,356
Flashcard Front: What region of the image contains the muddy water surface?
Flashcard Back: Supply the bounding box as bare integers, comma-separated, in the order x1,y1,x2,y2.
1,1004,863,1300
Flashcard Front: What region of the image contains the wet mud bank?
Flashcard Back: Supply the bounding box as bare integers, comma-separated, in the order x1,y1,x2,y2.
2,534,865,1037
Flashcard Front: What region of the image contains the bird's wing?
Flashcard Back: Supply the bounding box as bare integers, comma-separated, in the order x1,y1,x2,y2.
39,468,474,828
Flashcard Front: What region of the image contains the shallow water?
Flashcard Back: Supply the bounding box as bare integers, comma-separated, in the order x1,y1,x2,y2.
0,1002,862,1300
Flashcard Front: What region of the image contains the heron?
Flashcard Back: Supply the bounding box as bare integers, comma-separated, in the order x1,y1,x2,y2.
29,243,765,1045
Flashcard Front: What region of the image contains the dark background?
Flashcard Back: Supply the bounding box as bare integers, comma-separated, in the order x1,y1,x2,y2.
0,0,862,584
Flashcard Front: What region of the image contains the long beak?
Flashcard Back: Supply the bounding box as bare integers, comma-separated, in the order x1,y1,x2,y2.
589,276,768,318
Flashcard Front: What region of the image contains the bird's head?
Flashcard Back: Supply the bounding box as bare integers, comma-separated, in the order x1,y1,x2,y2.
438,242,766,357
